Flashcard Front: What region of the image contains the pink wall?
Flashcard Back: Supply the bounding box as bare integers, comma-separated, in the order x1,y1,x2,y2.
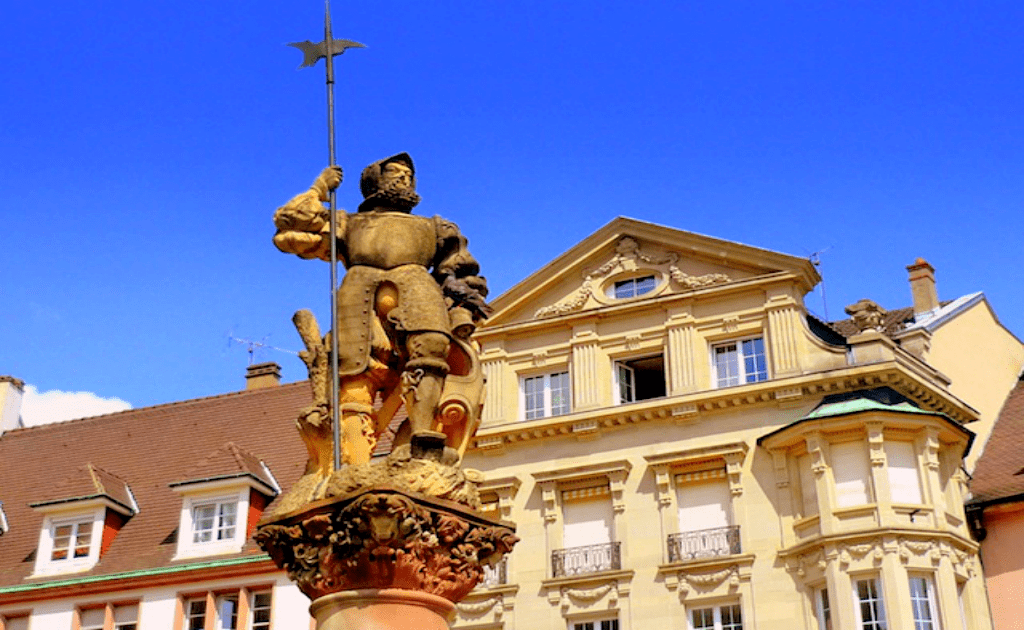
981,501,1024,630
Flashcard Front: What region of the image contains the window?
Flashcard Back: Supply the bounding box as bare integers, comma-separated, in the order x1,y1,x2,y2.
182,590,271,630
832,441,873,508
185,598,207,630
522,371,570,420
815,588,833,630
690,603,743,630
192,499,237,544
612,275,656,299
556,487,618,576
615,355,665,403
76,604,138,630
1,614,29,630
51,517,93,561
909,576,940,630
573,620,619,630
671,475,739,561
252,592,272,630
886,441,923,504
854,578,887,630
712,338,767,388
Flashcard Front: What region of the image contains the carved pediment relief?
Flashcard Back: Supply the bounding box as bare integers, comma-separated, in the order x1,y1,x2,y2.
534,237,732,319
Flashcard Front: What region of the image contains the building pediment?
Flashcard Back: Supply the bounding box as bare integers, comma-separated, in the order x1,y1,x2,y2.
486,217,819,327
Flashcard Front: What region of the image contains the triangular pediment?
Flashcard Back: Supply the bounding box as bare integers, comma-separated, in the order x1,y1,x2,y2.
487,217,819,327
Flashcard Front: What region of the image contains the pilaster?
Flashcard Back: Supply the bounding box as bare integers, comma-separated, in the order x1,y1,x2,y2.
666,305,698,395
571,322,602,410
765,291,802,377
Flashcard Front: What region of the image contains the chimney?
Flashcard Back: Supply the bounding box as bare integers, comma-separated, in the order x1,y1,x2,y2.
0,376,25,434
245,362,282,390
906,258,939,316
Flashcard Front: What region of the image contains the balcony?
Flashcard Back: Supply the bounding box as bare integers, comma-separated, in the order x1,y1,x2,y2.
552,542,621,577
667,525,741,562
480,557,508,587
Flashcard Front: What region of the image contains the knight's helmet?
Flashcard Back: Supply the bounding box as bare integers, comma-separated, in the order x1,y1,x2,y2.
357,152,416,212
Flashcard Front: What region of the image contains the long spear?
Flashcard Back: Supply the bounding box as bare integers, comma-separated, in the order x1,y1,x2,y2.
288,3,364,472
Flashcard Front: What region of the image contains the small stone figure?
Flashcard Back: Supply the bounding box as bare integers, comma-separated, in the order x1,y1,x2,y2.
272,154,490,481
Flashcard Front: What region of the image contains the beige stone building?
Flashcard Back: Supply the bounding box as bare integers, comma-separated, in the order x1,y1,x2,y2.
2,217,1021,630
454,217,1023,630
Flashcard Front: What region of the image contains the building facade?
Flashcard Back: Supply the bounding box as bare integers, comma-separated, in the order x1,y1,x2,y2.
2,218,1021,630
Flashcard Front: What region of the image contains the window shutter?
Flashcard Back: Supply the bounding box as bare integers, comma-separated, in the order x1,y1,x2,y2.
562,495,613,547
677,478,732,531
831,442,872,507
886,441,923,504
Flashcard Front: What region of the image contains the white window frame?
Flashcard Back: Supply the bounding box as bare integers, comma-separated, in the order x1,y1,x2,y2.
520,370,571,420
688,602,744,630
32,506,104,576
251,591,272,630
815,587,832,630
173,485,250,559
192,499,239,545
609,274,657,300
711,337,768,388
853,576,888,630
572,619,619,630
909,574,941,630
613,354,666,405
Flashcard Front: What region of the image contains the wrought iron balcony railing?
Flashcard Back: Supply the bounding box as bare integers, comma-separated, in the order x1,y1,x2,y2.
552,542,621,577
667,525,741,562
480,556,508,587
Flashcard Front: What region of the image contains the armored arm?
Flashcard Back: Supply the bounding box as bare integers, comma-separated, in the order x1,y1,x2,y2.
272,166,345,261
432,217,492,321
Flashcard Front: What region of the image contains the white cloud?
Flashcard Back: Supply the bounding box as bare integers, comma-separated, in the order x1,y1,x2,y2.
20,385,132,427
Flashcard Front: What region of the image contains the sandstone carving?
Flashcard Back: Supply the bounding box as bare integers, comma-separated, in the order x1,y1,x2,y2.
844,298,887,333
535,236,731,319
258,155,517,606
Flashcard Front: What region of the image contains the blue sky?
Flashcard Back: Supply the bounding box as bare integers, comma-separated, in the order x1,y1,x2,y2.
2,1,1022,422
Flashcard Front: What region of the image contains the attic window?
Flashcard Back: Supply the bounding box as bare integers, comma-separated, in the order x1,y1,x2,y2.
612,275,657,299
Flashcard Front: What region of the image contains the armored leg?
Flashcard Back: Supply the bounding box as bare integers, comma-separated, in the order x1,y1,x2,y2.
401,332,450,455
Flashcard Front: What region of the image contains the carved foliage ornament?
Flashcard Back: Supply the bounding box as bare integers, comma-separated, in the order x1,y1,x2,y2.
254,490,518,602
535,237,731,319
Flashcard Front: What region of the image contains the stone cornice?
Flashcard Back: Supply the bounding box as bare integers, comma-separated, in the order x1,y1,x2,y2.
471,362,977,452
775,527,978,561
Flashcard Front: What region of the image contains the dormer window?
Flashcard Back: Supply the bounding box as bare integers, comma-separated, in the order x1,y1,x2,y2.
611,275,657,299
170,442,279,560
191,498,238,544
29,464,137,577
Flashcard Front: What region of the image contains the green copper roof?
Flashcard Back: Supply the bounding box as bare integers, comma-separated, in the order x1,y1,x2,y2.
803,397,940,420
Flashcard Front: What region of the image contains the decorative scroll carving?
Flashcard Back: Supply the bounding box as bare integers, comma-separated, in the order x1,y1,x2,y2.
535,237,731,319
457,596,502,615
844,299,887,333
898,538,941,564
677,565,740,600
839,539,883,566
254,489,518,602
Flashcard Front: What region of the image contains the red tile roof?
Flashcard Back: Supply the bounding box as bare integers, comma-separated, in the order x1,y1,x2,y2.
0,381,312,587
171,442,278,491
970,376,1024,504
30,464,136,514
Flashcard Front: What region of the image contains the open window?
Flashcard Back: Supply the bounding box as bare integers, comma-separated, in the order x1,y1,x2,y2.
614,355,665,404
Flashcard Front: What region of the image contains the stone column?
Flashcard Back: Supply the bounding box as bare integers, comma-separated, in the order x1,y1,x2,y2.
571,322,601,410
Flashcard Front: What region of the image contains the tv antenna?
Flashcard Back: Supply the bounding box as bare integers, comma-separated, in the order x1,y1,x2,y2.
809,247,832,321
228,335,298,365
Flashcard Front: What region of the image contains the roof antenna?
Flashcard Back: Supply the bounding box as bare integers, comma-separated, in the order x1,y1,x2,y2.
228,335,298,365
809,247,832,321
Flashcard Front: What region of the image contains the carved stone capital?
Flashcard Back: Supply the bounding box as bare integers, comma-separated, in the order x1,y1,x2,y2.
255,487,518,602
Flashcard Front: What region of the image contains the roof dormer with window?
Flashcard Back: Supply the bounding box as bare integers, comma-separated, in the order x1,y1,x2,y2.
169,442,279,560
29,464,138,577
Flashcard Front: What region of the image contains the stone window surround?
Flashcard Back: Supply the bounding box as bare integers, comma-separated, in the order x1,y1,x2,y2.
177,585,273,630
533,461,635,630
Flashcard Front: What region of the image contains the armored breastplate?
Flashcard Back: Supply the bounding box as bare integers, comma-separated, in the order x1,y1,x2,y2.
345,212,437,269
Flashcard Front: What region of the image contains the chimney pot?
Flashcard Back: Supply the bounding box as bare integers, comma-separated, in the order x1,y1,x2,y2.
906,258,939,316
245,362,282,390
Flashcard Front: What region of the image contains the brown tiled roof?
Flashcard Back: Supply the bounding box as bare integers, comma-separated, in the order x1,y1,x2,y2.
30,464,136,514
970,376,1024,504
172,442,277,491
0,381,312,587
830,305,917,338
829,301,954,338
